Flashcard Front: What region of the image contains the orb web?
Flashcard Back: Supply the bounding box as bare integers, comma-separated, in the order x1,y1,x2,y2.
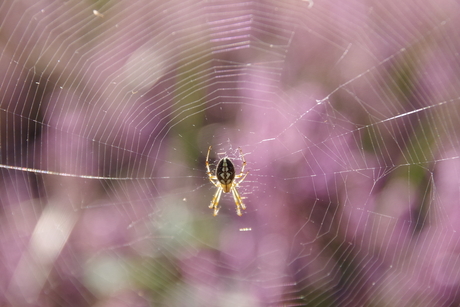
1,0,460,306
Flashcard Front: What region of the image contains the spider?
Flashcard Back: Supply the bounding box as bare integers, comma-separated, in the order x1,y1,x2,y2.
205,146,249,216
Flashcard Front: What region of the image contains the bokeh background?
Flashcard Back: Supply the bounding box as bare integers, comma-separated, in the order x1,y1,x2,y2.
1,0,460,306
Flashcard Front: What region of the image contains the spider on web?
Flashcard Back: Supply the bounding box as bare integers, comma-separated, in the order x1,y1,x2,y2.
205,146,249,216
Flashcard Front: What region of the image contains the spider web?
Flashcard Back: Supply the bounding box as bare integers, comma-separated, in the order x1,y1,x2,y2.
1,0,460,306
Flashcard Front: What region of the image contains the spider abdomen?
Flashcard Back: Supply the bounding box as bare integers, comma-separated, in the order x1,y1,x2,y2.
216,158,235,193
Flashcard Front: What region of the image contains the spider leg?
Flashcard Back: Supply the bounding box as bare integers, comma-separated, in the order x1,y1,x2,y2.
233,147,248,183
234,171,249,185
205,146,213,174
231,186,246,216
210,186,223,216
208,177,220,188
206,146,221,187
238,147,247,174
